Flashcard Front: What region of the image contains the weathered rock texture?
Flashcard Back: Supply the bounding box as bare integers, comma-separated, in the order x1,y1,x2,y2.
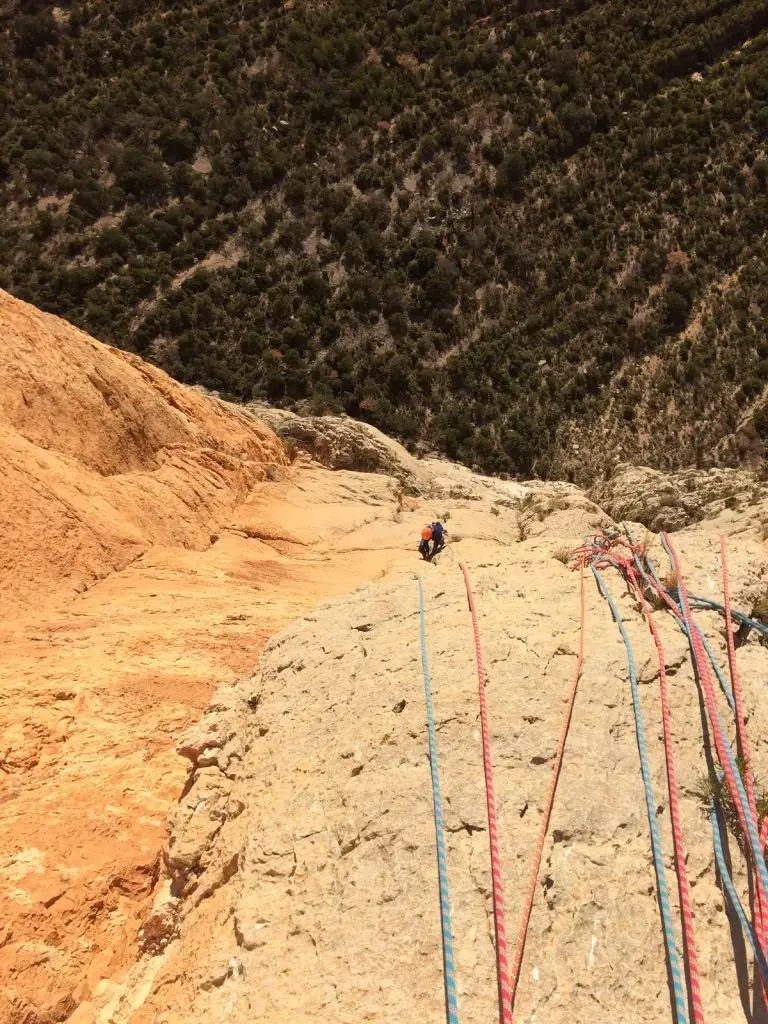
97,490,768,1024
3,294,516,1024
243,402,431,495
590,462,768,533
5,292,768,1024
0,290,286,617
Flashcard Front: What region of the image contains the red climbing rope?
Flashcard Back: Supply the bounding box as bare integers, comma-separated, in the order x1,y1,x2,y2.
721,533,767,1004
633,574,705,1024
459,563,513,1024
721,535,759,818
664,535,768,930
577,532,706,1023
508,562,585,1017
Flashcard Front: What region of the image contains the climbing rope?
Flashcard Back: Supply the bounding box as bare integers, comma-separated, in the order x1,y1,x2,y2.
645,530,768,1013
590,528,706,1021
592,564,690,1024
507,563,586,1016
720,535,760,819
419,528,768,1019
418,578,461,1024
459,563,513,1024
600,527,768,1015
662,535,768,954
633,578,705,1024
710,787,768,987
720,534,767,988
625,528,735,713
689,595,768,639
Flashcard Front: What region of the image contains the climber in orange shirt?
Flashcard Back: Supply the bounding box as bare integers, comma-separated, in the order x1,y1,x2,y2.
418,522,446,561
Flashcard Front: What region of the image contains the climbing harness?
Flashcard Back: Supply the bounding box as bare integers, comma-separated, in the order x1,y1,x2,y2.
460,563,513,1024
418,578,461,1024
508,563,586,1016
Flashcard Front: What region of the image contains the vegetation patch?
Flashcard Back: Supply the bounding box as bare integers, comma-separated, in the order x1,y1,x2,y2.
2,0,768,478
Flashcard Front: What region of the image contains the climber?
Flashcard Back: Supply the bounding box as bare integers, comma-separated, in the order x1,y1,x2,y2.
419,522,447,561
430,520,446,558
419,525,432,560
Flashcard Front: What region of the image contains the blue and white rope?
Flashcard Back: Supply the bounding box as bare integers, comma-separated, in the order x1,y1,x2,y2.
418,578,460,1024
710,791,768,986
593,565,689,1024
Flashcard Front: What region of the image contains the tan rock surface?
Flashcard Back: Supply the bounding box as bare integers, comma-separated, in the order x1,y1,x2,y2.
0,293,486,1024
590,462,768,534
0,290,289,617
5,291,768,1024
95,491,768,1023
243,402,432,495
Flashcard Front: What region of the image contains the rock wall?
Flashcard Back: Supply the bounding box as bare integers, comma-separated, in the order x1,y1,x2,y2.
589,462,768,533
5,290,768,1024
0,290,286,616
243,402,431,494
99,484,768,1023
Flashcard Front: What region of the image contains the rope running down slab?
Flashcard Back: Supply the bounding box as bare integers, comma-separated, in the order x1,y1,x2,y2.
592,564,689,1024
720,533,767,1010
508,563,586,1018
662,534,768,927
459,563,513,1024
418,578,461,1024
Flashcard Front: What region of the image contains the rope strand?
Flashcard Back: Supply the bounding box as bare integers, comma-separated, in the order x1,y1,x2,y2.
662,535,768,942
593,565,689,1024
418,578,461,1024
508,563,585,1016
632,572,704,1024
459,563,513,1024
720,534,767,1011
710,790,768,986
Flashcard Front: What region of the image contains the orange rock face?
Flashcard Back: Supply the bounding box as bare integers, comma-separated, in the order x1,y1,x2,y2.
0,290,285,1023
0,292,406,1024
0,291,286,619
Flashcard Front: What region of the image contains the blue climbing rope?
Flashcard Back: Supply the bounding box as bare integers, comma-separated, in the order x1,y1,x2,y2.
604,527,768,1007
710,791,768,987
631,529,768,988
659,533,768,922
592,565,689,1024
624,527,735,712
690,595,768,638
418,578,460,1024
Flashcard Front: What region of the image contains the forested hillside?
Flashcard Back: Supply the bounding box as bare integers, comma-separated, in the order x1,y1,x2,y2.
2,0,768,479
